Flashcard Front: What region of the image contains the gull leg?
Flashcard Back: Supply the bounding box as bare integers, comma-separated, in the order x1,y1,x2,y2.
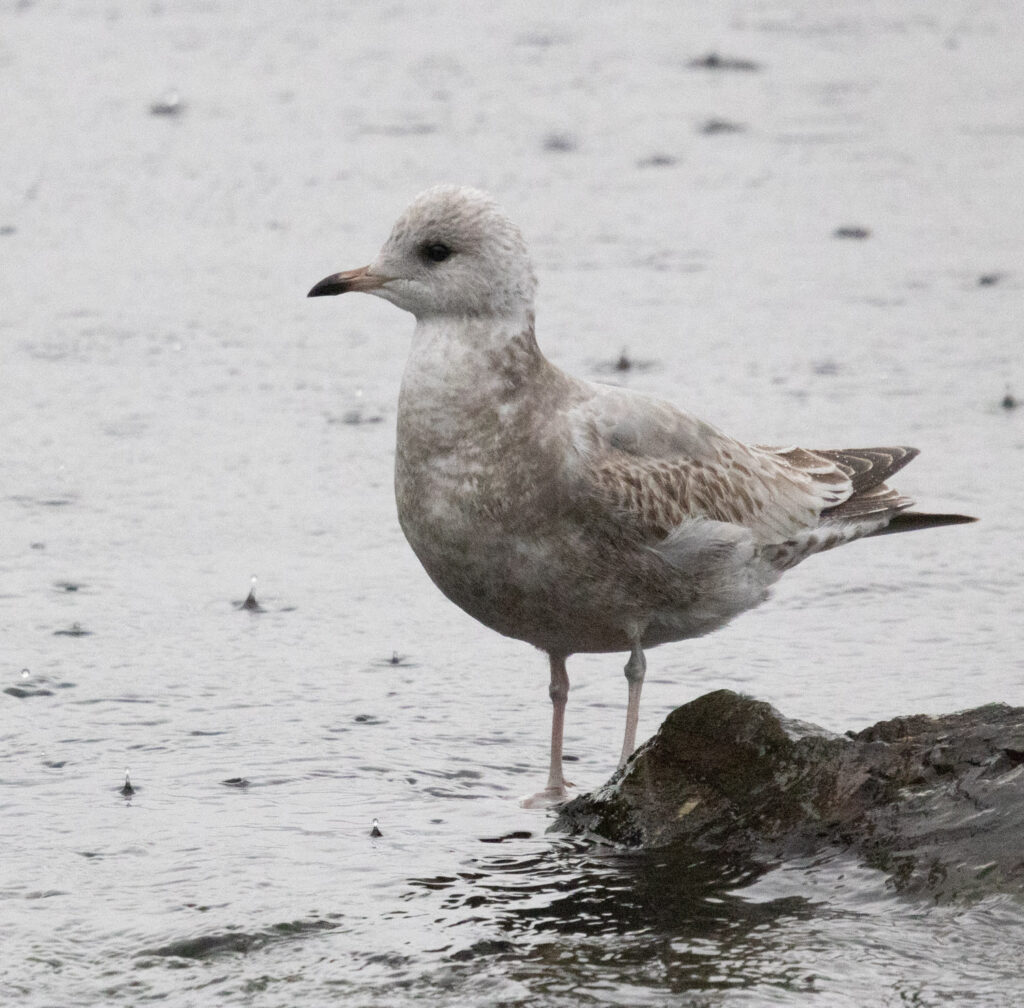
545,653,570,793
618,641,646,768
522,653,571,807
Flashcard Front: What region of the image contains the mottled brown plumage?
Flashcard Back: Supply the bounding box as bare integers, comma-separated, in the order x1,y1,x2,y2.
309,185,976,804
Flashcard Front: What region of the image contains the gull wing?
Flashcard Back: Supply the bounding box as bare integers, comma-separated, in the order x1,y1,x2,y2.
564,384,868,545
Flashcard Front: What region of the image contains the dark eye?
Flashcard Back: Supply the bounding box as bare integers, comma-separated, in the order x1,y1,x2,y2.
422,241,453,263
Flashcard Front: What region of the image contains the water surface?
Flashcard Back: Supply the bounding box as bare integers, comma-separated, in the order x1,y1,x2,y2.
2,1,1022,1004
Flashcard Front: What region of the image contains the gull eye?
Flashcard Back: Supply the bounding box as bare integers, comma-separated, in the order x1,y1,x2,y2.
421,241,453,263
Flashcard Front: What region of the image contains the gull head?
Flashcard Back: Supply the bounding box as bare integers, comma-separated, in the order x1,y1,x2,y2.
308,185,537,320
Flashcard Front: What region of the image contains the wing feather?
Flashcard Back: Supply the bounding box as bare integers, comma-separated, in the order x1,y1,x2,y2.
566,386,856,544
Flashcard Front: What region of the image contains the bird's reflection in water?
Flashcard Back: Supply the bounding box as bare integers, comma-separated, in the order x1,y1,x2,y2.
403,837,818,994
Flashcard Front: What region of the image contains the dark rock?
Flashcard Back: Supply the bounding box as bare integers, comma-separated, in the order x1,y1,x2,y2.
551,690,1024,902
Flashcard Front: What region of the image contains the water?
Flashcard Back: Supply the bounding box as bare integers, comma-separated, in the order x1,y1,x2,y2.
2,1,1023,1004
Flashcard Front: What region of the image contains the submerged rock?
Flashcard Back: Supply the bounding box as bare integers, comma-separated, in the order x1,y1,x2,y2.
552,690,1024,901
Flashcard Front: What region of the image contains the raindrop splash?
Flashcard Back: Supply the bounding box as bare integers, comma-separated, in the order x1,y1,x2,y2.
240,576,264,612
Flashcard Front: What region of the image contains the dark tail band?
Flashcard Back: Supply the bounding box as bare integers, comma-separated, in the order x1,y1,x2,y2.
870,511,977,536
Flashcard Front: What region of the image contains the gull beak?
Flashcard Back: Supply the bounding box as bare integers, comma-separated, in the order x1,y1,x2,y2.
307,265,387,298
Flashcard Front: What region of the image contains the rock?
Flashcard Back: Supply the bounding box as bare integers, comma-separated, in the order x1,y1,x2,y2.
551,690,1024,901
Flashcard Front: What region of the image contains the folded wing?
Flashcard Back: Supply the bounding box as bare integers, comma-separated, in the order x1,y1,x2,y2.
565,385,916,547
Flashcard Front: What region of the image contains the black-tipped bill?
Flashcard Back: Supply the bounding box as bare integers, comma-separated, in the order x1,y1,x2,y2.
307,265,385,297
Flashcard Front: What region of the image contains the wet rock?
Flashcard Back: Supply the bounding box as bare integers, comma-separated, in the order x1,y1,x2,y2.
552,690,1024,901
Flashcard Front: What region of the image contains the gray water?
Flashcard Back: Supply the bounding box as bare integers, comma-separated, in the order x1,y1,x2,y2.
2,1,1023,1004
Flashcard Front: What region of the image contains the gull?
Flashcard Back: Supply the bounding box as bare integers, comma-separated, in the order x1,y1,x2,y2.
308,186,976,805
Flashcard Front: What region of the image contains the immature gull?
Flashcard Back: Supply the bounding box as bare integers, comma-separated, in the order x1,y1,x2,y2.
308,186,975,805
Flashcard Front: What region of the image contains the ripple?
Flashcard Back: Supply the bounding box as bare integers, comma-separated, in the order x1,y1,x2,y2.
137,916,341,961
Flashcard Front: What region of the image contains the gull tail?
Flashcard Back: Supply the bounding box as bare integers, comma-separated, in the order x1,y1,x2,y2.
866,510,977,537
814,446,976,531
762,446,976,571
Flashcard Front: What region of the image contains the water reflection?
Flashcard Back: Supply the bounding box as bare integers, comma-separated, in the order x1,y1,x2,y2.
388,836,1024,1003
404,837,817,996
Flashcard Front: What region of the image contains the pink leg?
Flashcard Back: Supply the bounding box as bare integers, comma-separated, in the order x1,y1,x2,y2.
522,653,571,807
618,641,646,767
545,653,570,793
